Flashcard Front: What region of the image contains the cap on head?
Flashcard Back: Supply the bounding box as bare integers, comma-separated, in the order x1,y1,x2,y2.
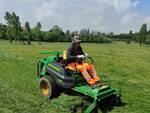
72,36,81,44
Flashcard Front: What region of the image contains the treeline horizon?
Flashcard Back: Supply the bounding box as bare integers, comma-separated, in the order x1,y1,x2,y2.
0,11,150,45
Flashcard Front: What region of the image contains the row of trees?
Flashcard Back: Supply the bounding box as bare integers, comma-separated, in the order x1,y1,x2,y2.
2,12,43,45
112,24,150,45
0,12,112,44
139,24,150,45
0,12,150,45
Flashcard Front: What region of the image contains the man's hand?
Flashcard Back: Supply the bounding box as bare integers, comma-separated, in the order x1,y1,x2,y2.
77,55,84,64
77,55,84,59
84,53,88,57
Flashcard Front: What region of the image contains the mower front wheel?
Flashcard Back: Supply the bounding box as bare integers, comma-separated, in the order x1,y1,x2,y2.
81,100,98,113
114,94,121,106
110,94,122,106
38,75,57,99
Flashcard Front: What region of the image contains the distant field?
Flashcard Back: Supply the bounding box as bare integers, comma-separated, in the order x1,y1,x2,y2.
0,40,150,113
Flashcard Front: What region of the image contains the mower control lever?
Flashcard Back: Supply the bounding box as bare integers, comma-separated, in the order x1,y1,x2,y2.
77,54,93,64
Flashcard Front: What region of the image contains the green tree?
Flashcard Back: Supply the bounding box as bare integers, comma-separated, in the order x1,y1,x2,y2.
4,12,13,43
65,30,71,42
11,12,21,43
37,22,42,45
126,30,132,44
4,12,21,44
79,29,89,42
17,21,22,44
71,31,76,37
148,29,150,34
90,30,94,42
21,30,26,45
44,32,57,42
32,22,42,45
12,12,18,43
0,23,7,39
129,30,132,40
87,29,90,42
140,24,147,45
49,25,65,42
24,21,32,45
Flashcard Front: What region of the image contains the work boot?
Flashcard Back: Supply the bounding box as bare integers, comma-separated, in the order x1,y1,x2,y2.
91,81,103,89
93,76,100,82
88,79,96,85
91,84,97,89
95,81,103,87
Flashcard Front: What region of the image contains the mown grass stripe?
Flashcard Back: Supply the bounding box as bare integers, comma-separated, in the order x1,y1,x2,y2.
0,41,150,113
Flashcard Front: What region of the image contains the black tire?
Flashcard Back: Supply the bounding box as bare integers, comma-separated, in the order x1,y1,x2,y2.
81,100,97,113
110,94,121,106
38,75,57,99
114,95,121,106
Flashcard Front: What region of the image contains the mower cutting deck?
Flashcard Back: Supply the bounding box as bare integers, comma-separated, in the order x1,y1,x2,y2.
37,51,121,113
73,85,121,113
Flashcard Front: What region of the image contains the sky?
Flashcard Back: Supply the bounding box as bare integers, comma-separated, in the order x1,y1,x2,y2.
0,0,150,33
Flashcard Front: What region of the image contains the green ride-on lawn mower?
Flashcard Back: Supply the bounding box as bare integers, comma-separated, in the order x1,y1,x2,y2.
37,51,121,113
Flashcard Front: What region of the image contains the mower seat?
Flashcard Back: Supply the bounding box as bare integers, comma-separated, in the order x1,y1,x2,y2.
65,66,80,75
66,66,76,71
62,50,81,75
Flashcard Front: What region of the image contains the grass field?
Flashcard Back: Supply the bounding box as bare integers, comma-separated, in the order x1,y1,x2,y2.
0,40,150,113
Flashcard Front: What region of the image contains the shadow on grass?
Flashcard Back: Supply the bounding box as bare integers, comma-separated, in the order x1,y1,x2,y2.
69,95,127,113
55,90,127,113
97,98,127,113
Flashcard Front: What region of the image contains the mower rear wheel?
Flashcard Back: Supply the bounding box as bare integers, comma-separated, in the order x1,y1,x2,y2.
38,75,57,99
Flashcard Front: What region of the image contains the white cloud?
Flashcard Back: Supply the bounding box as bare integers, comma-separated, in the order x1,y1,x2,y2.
0,0,149,33
96,0,140,13
144,17,150,24
133,0,140,7
121,12,142,25
143,16,150,29
120,12,143,32
33,1,58,21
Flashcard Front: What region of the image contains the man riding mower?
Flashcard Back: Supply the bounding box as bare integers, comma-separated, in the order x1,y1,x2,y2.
65,36,102,88
37,36,121,113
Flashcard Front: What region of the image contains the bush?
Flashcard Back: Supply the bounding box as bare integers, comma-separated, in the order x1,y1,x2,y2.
144,40,150,46
98,36,112,43
126,39,131,44
103,37,112,43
